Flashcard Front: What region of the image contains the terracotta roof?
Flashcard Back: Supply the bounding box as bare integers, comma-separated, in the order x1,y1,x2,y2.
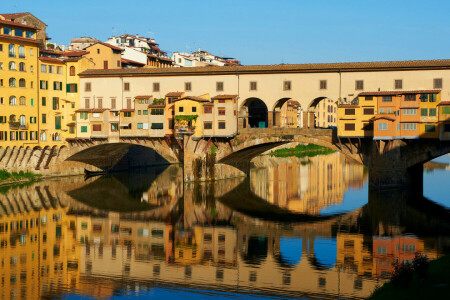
203,103,214,106
212,94,238,100
61,50,89,57
75,108,109,113
0,34,40,44
39,49,63,55
437,101,450,106
370,115,396,121
338,104,360,108
120,109,135,112
175,96,211,103
148,104,165,108
0,13,29,19
80,59,450,77
39,57,65,64
0,19,37,30
166,92,184,97
359,89,441,96
87,42,123,52
66,122,76,126
122,58,146,66
135,95,153,98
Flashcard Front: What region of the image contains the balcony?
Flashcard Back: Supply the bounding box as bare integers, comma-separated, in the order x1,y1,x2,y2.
9,122,28,130
175,126,195,134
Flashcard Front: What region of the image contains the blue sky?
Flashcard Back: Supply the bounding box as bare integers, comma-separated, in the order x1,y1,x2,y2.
3,0,450,65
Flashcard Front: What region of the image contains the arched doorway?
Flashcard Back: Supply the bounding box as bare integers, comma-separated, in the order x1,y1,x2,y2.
240,98,268,128
272,98,302,128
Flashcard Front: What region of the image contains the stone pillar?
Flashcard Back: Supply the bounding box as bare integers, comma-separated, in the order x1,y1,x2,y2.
274,111,281,127
307,112,315,128
267,111,274,128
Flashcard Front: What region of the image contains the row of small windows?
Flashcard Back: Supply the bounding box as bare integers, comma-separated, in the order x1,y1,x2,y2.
0,131,38,141
40,64,63,74
84,79,444,93
4,78,28,88
1,28,34,39
0,96,30,106
4,44,32,58
2,61,32,72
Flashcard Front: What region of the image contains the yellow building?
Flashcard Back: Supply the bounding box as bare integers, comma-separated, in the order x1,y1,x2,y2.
173,95,210,138
0,20,40,146
337,93,377,138
84,42,123,69
437,101,450,140
419,92,440,138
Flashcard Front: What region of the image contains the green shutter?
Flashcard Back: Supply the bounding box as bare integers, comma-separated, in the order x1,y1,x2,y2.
74,84,77,93
55,116,61,130
66,84,70,92
443,107,450,114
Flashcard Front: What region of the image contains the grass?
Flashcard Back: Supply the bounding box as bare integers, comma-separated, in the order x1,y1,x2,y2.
0,169,42,185
369,255,450,300
269,143,335,158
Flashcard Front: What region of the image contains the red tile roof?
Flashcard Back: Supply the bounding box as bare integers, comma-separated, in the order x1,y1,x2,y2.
370,115,396,121
359,90,441,96
135,95,153,98
87,42,123,51
61,50,89,57
166,92,184,97
122,58,146,66
0,13,29,19
148,104,165,108
66,122,76,126
0,19,37,30
120,109,135,112
0,33,39,44
212,94,238,100
39,57,65,64
175,96,211,103
39,49,63,55
79,59,450,77
75,108,109,113
437,101,450,106
338,104,360,108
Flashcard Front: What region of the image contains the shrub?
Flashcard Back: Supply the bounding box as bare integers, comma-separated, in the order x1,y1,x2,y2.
413,252,429,278
391,262,414,288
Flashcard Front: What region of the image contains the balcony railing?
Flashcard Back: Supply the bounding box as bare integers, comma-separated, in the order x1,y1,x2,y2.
175,126,195,134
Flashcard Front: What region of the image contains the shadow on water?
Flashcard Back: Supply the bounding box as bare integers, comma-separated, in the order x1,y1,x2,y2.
67,165,175,212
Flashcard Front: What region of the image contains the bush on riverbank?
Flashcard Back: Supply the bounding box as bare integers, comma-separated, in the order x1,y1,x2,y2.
0,169,42,184
270,143,335,158
369,255,450,300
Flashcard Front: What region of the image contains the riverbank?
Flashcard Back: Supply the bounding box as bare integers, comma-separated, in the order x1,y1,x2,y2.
0,170,43,188
369,255,450,299
269,143,335,158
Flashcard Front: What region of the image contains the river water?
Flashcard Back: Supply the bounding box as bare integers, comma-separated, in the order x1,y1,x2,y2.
1,152,449,299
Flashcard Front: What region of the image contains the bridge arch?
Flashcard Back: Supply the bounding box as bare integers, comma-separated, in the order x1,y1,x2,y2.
240,97,268,129
272,98,302,128
307,97,328,112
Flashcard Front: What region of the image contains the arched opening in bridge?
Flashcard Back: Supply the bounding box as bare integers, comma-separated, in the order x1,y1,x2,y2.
308,97,337,128
240,98,268,129
242,236,268,265
272,98,302,128
276,237,303,267
307,237,337,269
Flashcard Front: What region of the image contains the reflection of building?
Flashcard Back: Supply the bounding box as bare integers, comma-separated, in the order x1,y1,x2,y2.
250,152,368,214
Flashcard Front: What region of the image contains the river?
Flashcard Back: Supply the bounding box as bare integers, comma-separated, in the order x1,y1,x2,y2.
0,152,449,299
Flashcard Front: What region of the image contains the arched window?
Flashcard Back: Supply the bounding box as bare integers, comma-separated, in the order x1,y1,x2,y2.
19,78,25,88
9,78,16,87
19,62,25,71
19,96,26,105
9,61,16,70
40,132,47,141
9,44,15,57
9,96,17,105
18,46,25,58
69,66,75,76
30,65,33,73
52,133,62,141
19,115,26,126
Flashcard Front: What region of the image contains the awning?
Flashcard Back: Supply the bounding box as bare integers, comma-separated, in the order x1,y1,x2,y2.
119,123,131,127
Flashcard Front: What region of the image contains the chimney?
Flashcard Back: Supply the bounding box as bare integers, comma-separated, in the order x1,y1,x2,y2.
136,34,139,38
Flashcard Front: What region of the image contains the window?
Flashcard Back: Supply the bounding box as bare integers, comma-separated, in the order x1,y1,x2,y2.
345,108,355,115
283,81,291,91
204,122,212,129
204,106,212,113
4,27,11,35
111,123,119,131
123,111,132,117
151,123,164,129
192,107,197,113
19,97,25,105
19,62,25,71
9,78,16,87
355,80,364,90
218,121,226,129
379,108,384,114
403,108,417,115
52,97,59,110
111,98,116,109
405,94,415,101
42,114,46,124
41,64,47,73
402,123,417,130
425,125,436,132
378,123,388,130
320,80,327,89
382,96,392,102
444,124,450,132
19,78,25,88
421,108,428,116
216,81,223,91
15,29,23,37
8,44,15,57
17,45,25,59
137,123,143,129
185,82,191,91
39,80,48,90
57,66,62,74
9,61,16,70
420,94,428,102
69,66,75,76
30,48,33,55
53,81,62,90
363,108,374,115
395,79,402,89
429,94,437,102
153,82,160,92
345,123,355,131
179,106,184,112
124,82,130,91
434,78,442,89
218,108,226,115
85,82,91,92
429,108,437,116
80,126,88,133
250,81,257,91
48,65,54,73
79,112,88,119
151,108,164,115
66,83,77,93
92,124,101,131
55,116,61,130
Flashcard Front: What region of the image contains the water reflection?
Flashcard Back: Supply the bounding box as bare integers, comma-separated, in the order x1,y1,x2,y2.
0,155,449,300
